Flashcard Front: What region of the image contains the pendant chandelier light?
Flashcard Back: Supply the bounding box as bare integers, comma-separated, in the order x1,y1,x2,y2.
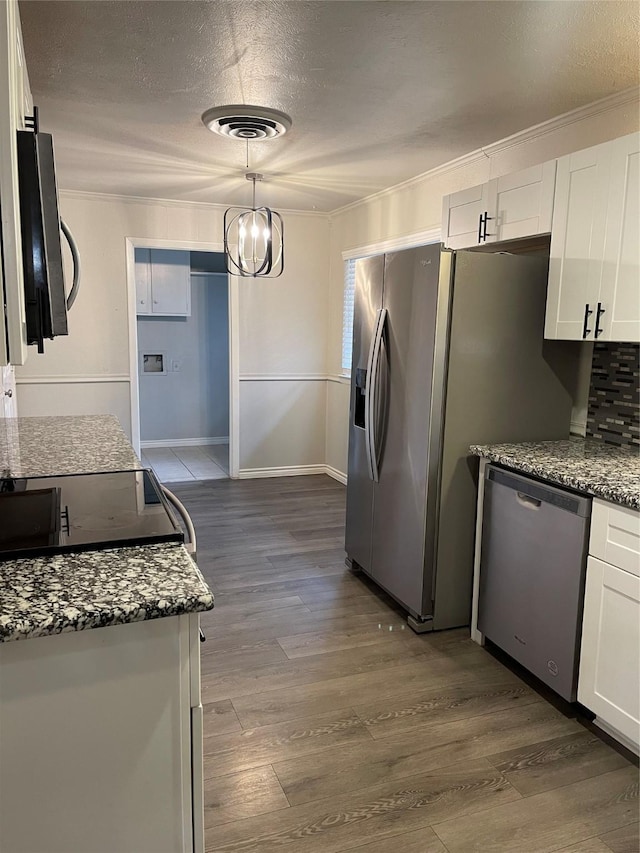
201,105,291,279
224,173,284,278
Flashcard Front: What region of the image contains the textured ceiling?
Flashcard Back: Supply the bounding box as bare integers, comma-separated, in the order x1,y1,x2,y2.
19,0,640,212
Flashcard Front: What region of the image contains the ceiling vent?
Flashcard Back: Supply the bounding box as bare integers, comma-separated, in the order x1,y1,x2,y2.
201,105,292,140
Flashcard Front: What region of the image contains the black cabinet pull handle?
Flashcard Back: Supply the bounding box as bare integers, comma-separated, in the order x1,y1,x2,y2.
595,302,606,338
477,211,491,243
582,303,593,338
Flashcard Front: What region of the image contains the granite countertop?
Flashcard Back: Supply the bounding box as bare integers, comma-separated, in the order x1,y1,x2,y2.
0,414,141,477
471,437,639,510
0,414,214,643
0,543,214,643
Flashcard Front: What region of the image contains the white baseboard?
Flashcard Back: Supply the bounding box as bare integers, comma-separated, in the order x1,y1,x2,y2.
324,465,347,485
238,464,326,479
238,464,347,483
141,436,229,449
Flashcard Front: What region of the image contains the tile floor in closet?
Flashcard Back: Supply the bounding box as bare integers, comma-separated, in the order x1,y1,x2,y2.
141,443,229,482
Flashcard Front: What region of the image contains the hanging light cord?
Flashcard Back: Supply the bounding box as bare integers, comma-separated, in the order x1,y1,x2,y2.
246,139,257,208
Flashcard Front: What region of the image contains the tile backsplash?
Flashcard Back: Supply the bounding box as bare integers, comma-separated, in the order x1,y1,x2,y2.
586,342,639,447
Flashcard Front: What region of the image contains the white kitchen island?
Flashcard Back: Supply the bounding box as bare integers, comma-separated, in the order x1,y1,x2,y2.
0,415,214,853
1,610,206,853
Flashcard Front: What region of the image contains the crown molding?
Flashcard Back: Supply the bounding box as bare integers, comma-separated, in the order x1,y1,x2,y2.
57,88,638,220
58,188,330,218
341,227,441,260
330,87,640,217
482,86,639,156
330,150,488,218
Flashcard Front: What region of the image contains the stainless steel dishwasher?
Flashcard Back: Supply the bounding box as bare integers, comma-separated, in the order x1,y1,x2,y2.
478,465,591,701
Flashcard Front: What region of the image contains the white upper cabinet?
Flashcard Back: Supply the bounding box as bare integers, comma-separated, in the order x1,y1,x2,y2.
599,133,640,342
544,142,611,341
545,132,640,342
149,250,191,316
136,249,191,317
441,182,493,250
442,161,556,250
134,248,152,313
485,161,556,244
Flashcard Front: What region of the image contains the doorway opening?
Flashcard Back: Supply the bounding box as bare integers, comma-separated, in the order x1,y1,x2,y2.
126,239,238,482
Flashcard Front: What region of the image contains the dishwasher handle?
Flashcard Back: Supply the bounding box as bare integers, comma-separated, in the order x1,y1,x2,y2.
486,465,591,517
516,491,541,509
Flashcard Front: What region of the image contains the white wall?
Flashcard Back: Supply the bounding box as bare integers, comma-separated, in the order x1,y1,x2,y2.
324,377,350,483
239,379,326,473
324,91,640,478
15,193,331,474
138,272,229,444
13,90,640,482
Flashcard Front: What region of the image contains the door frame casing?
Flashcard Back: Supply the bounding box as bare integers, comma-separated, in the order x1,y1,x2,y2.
125,237,239,478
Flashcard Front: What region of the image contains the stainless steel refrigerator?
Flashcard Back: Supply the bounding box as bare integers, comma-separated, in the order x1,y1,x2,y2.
345,244,576,632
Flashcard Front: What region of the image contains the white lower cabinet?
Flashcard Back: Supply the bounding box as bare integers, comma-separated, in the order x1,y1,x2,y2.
578,500,640,753
0,614,205,853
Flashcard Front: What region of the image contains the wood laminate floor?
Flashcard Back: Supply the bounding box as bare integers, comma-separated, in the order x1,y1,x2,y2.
171,475,639,853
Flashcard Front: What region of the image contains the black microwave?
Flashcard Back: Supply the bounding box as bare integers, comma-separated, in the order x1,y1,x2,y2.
16,111,72,354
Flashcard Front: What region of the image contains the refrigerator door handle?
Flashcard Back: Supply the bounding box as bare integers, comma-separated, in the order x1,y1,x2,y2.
366,307,388,482
364,309,380,481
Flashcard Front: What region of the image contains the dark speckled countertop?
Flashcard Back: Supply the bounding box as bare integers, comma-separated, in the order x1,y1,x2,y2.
0,543,213,642
471,437,639,510
0,414,142,476
0,414,214,643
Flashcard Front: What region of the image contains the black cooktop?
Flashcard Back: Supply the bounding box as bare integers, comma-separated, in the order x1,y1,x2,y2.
0,469,183,562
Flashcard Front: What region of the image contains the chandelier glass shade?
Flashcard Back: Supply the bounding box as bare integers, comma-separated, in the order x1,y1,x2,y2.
224,173,284,278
